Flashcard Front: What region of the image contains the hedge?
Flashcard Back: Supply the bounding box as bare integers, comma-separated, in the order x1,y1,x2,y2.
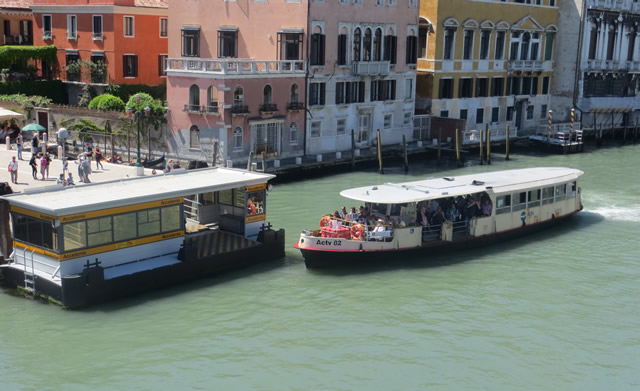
88,94,125,111
0,80,68,104
0,45,57,69
105,83,166,104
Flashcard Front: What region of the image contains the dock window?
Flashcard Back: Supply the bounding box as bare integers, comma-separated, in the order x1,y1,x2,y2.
246,191,265,217
161,205,182,232
512,192,526,211
114,212,137,242
87,217,113,247
555,184,566,201
496,195,511,214
138,209,161,237
64,221,87,251
569,181,577,198
542,186,554,205
527,189,541,207
13,214,56,251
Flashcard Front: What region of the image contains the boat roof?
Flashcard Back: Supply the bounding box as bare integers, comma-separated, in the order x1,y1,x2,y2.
340,167,583,204
3,167,274,217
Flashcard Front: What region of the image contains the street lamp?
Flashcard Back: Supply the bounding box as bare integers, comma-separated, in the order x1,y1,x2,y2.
126,94,151,176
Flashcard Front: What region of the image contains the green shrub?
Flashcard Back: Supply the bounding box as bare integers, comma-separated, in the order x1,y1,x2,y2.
88,94,125,111
105,83,166,103
0,80,67,104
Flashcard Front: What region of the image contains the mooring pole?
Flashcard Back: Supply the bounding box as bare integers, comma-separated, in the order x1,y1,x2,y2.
479,128,484,165
377,129,383,174
486,126,491,165
402,134,409,173
547,109,552,151
505,124,510,161
455,128,461,167
437,127,442,162
351,129,356,169
569,108,575,153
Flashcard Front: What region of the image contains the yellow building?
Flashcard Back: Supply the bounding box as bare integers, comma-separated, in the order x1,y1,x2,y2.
417,0,558,133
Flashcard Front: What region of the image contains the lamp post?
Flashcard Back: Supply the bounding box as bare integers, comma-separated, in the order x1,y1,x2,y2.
126,94,151,176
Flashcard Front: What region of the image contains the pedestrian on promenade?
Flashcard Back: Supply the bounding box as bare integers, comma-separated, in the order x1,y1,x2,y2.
31,133,39,155
39,153,47,180
29,154,37,179
81,156,91,183
7,156,18,184
95,147,104,170
16,132,23,160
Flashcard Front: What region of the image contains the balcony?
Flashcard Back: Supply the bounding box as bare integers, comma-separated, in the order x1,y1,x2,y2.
287,102,305,111
587,0,640,11
417,58,436,72
167,58,307,76
231,105,249,114
586,59,640,72
183,104,201,113
507,60,545,72
205,105,219,114
351,61,390,76
42,32,52,41
93,32,103,41
260,104,278,113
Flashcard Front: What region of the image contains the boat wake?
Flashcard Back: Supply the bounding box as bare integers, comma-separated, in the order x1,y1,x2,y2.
586,205,640,222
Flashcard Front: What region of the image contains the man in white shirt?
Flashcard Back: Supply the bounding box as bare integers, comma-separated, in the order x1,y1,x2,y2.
7,156,18,184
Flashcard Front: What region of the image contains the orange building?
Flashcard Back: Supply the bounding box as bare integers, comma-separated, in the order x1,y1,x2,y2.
1,1,33,46
30,0,167,86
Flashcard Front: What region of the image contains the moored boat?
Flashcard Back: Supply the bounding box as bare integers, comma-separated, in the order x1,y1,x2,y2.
0,167,285,308
295,167,584,268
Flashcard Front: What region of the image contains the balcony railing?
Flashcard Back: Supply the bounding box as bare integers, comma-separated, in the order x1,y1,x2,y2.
587,0,640,11
508,60,544,71
42,32,52,40
586,59,640,72
205,105,219,114
287,102,305,111
231,105,249,114
184,104,201,113
352,61,390,75
167,58,307,76
260,104,278,113
93,32,103,41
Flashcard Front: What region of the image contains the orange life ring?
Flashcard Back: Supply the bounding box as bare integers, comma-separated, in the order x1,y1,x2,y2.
320,216,331,228
351,224,363,241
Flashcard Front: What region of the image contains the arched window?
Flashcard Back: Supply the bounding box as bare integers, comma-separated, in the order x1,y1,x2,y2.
363,28,372,61
373,28,382,61
207,85,218,113
190,125,200,149
290,84,299,103
233,127,243,151
263,85,272,104
289,122,298,145
233,86,243,107
189,84,199,111
353,28,361,62
520,32,530,60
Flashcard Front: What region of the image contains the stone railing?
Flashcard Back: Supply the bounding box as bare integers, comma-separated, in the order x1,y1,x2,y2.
508,60,544,71
167,58,307,76
587,0,640,11
352,61,390,75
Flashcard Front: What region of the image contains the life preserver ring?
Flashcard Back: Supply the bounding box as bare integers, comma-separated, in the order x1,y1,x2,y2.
351,224,363,241
320,216,331,227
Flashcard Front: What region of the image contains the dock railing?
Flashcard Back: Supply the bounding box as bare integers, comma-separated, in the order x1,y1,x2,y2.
462,126,518,145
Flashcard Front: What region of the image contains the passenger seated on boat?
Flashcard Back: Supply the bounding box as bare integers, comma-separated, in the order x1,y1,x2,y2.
456,196,466,212
482,199,492,216
340,206,348,219
371,219,386,241
349,206,358,220
447,201,460,222
417,206,430,227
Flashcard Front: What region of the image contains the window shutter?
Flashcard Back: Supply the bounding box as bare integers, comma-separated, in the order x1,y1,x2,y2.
391,36,397,64
338,35,346,65
319,34,326,65
320,83,325,105
359,81,365,102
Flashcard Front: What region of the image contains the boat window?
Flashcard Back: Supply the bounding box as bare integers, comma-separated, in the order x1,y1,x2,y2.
568,181,577,198
246,191,265,217
527,189,541,207
555,183,566,201
542,186,554,205
64,220,87,251
371,203,388,216
114,212,138,242
512,192,526,211
161,205,182,232
200,192,215,205
138,209,161,237
218,189,233,206
12,214,56,251
234,189,245,208
496,195,511,214
87,217,113,247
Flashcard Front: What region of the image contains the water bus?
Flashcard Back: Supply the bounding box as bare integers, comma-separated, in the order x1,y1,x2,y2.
0,167,284,308
295,167,583,268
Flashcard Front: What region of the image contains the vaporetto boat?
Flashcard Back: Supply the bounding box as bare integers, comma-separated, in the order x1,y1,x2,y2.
294,167,584,268
0,167,285,308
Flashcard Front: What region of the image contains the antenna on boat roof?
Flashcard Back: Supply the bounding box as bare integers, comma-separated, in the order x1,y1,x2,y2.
443,177,454,181
472,180,485,185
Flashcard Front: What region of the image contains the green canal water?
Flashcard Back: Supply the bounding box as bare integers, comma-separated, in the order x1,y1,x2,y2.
1,144,639,390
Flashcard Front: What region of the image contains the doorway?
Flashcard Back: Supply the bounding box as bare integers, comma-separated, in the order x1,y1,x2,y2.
358,112,371,146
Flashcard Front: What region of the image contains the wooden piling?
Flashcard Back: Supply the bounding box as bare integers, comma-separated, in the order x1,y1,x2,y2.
402,134,409,173
261,151,266,172
455,128,462,167
505,124,510,161
213,140,219,167
377,129,384,174
437,128,442,162
351,129,355,168
247,151,254,170
479,128,484,165
486,127,491,165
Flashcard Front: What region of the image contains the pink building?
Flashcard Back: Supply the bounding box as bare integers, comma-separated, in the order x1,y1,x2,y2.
166,0,418,163
166,0,308,163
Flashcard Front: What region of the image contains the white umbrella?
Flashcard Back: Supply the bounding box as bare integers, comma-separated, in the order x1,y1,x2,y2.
0,107,24,122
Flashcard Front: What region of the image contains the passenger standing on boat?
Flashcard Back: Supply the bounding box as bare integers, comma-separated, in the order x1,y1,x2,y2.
464,196,480,221
447,201,460,222
417,206,430,227
429,199,440,213
431,206,446,226
349,206,358,220
482,199,492,216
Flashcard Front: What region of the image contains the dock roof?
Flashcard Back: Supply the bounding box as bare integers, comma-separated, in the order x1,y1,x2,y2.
4,168,274,216
340,167,584,204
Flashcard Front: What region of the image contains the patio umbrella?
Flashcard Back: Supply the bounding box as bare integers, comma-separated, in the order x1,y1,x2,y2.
22,123,46,132
0,107,23,121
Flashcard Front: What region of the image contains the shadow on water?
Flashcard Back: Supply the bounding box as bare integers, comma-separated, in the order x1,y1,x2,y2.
306,212,604,277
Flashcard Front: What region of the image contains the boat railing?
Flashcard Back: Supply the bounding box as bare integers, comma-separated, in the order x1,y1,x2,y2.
183,197,200,223
422,224,441,241
452,220,468,237
13,248,60,279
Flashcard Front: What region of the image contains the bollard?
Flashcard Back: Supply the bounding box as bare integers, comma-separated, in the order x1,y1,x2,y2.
295,157,302,165
336,151,342,159
226,160,233,168
273,159,280,168
316,154,322,163
5,136,10,150
43,132,48,148
58,146,63,160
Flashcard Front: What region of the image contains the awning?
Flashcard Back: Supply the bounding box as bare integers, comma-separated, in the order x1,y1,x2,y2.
0,107,23,121
182,25,200,31
218,26,238,32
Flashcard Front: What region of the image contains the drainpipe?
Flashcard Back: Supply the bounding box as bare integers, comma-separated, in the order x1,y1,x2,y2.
572,0,589,117
303,0,311,157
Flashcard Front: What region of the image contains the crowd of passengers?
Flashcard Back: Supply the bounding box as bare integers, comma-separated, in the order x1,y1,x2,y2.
323,193,492,240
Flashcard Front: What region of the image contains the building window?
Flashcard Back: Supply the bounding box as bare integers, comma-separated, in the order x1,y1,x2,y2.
158,55,167,77
190,126,200,149
522,77,531,95
67,15,77,39
278,32,303,60
207,85,218,112
542,76,549,94
475,78,488,97
90,54,106,83
290,84,299,104
311,32,326,66
460,109,468,120
263,85,272,105
311,121,321,137
479,30,490,60
495,31,505,60
459,78,473,98
384,34,397,64
234,86,244,106
406,36,418,65
384,80,396,100
404,112,412,126
491,107,499,123
527,105,534,120
419,25,428,59
443,28,455,60
463,30,474,60
531,77,538,95
490,77,503,96
373,29,382,61
218,31,237,58
309,83,326,106
384,114,392,129
92,15,103,40
43,15,52,39
588,23,598,60
353,28,361,62
123,55,138,77
337,34,347,65
66,53,80,81
363,28,372,61
439,79,453,99
233,127,243,150
405,79,413,99
124,16,134,37
337,119,346,135
549,0,555,5
440,110,449,118
506,106,514,121
540,104,547,119
182,29,200,57
189,84,200,111
289,123,298,145
336,81,365,104
510,32,520,60
160,18,168,37
476,108,484,124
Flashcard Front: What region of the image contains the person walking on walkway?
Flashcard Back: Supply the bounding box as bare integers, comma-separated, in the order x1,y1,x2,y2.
29,154,37,179
39,153,47,180
31,133,39,155
7,156,18,184
94,147,104,170
81,156,91,183
16,132,23,160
